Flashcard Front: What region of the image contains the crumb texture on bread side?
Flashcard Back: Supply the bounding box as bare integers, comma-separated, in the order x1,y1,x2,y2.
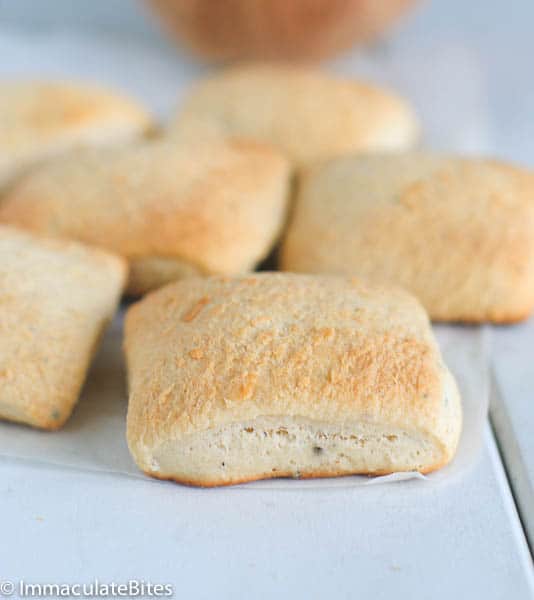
125,273,461,485
0,225,126,429
281,153,534,323
135,415,456,487
173,64,419,166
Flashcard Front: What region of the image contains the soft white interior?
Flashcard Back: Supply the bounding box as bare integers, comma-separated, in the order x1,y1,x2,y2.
140,416,446,485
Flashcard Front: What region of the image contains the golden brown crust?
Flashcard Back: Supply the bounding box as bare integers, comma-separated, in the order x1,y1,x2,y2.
0,138,291,294
125,273,461,486
143,459,446,489
0,81,152,187
0,225,127,429
172,63,419,167
281,153,534,323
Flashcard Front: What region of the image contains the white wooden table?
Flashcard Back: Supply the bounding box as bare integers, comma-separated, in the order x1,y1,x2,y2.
0,1,532,597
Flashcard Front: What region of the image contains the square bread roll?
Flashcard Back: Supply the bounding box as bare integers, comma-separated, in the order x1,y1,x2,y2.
172,63,419,167
0,138,291,295
281,153,534,323
0,81,152,188
125,273,461,487
0,226,127,429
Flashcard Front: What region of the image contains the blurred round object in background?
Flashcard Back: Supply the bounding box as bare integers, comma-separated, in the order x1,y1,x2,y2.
148,0,418,62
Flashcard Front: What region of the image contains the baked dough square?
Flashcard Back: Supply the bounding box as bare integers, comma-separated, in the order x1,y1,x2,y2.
172,63,419,167
125,273,461,487
0,226,127,429
0,138,291,295
281,153,534,323
0,81,152,187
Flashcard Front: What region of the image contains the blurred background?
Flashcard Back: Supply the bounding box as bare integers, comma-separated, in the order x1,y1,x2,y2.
0,0,531,162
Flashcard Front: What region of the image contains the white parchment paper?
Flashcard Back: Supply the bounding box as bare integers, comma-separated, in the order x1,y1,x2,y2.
0,312,489,489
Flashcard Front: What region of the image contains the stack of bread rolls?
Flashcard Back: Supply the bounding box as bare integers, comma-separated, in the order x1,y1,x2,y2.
0,65,531,486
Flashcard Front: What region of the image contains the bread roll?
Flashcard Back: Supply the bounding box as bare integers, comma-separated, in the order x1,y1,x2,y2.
0,138,290,295
281,153,534,323
173,64,419,167
0,226,126,429
0,81,152,188
125,273,461,487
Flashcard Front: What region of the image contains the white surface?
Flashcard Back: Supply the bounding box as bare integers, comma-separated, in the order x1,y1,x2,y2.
0,0,533,596
0,429,532,599
491,321,534,546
